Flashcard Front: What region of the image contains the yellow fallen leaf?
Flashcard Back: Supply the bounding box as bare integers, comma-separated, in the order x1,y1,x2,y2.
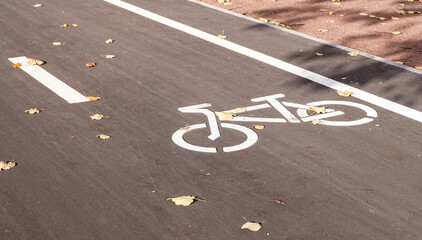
252,124,265,130
328,11,334,15
105,55,116,59
27,58,44,66
318,29,329,32
327,20,336,23
272,199,285,205
105,39,114,44
217,34,227,39
12,63,22,68
376,17,386,20
310,107,326,114
217,0,225,3
180,125,190,130
395,61,404,64
241,222,262,232
391,31,401,35
87,96,101,101
0,161,16,171
415,66,422,70
348,51,359,56
25,108,41,114
33,4,43,7
86,62,96,67
60,24,68,28
359,13,369,16
316,52,324,56
90,114,105,120
233,107,246,113
336,90,353,97
167,195,197,206
52,42,64,46
395,10,407,14
258,17,268,22
338,14,344,17
215,112,235,120
333,2,340,4
223,2,232,5
332,0,340,2
97,134,110,139
391,16,400,20
71,24,78,27
312,119,322,125
369,15,377,18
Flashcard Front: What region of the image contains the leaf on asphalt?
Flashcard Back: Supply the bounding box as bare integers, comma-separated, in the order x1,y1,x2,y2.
332,0,340,2
359,12,369,16
33,4,43,7
252,124,265,130
328,11,334,15
105,55,116,59
272,199,285,205
391,31,401,35
395,61,404,64
25,108,41,114
415,66,422,70
217,34,227,39
258,17,269,22
327,20,336,23
336,90,353,97
52,42,65,46
71,24,78,27
97,134,110,139
27,59,45,66
395,10,407,14
391,16,400,20
90,114,105,120
312,119,322,125
224,2,233,5
167,195,203,206
87,96,101,101
348,51,359,56
217,0,225,3
0,161,16,171
86,62,96,67
215,112,235,120
318,29,329,32
310,106,326,114
12,63,22,68
61,24,68,28
376,17,386,20
233,107,246,113
316,52,324,56
105,39,114,44
180,125,190,130
241,222,262,232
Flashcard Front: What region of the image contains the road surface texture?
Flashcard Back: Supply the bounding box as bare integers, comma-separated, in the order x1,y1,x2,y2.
0,0,421,239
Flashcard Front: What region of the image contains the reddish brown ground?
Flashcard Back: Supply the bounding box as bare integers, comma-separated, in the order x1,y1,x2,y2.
201,0,422,69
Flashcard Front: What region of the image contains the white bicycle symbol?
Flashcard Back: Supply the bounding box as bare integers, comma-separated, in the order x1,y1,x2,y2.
172,93,377,153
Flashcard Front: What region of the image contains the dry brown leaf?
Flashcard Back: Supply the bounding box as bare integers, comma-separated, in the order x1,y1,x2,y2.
233,107,246,114
241,222,262,232
391,31,401,35
337,90,353,97
215,112,235,120
316,52,324,56
25,108,41,114
167,195,197,206
33,4,43,7
27,59,44,66
391,16,400,20
52,42,64,46
180,125,190,130
348,51,359,56
97,134,110,139
90,114,105,120
310,107,326,114
60,24,68,28
86,62,96,67
312,119,322,125
273,199,285,205
87,96,101,101
318,29,329,32
105,39,114,44
252,124,265,130
12,63,22,68
0,161,16,171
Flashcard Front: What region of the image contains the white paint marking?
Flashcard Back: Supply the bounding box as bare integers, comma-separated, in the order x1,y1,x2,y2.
103,0,422,123
229,116,286,123
178,103,220,140
9,56,89,104
221,123,258,152
224,103,270,114
172,123,217,153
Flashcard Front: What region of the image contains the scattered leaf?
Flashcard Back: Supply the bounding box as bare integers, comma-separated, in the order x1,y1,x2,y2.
105,39,114,44
316,52,324,56
71,24,78,27
217,34,227,39
318,29,329,32
12,63,22,68
312,119,322,125
27,58,44,66
327,20,336,23
258,17,268,22
336,90,353,97
52,42,64,46
348,51,359,56
233,107,246,113
359,12,369,16
391,16,400,20
60,24,68,28
33,4,43,7
180,125,190,130
252,124,265,130
90,114,105,120
338,14,344,17
376,17,386,20
395,10,407,14
86,62,96,67
241,222,262,232
105,55,116,59
87,96,101,101
273,199,285,205
369,15,377,18
167,195,197,206
415,66,422,70
310,107,326,114
395,61,404,64
224,2,232,5
25,108,41,114
217,0,225,3
328,11,334,15
0,161,16,171
97,134,110,139
391,31,401,35
215,112,235,120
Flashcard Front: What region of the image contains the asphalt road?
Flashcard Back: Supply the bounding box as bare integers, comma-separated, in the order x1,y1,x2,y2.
1,0,421,239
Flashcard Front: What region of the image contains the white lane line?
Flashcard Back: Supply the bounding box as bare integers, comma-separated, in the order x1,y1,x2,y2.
9,56,89,104
103,0,422,123
189,0,422,75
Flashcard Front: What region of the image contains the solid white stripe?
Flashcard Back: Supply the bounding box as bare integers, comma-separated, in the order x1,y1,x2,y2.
9,57,89,104
103,0,422,123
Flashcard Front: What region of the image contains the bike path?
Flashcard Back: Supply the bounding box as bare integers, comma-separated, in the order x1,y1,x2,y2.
0,0,421,239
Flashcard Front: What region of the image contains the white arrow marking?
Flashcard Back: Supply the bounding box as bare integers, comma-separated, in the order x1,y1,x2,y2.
9,56,89,104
